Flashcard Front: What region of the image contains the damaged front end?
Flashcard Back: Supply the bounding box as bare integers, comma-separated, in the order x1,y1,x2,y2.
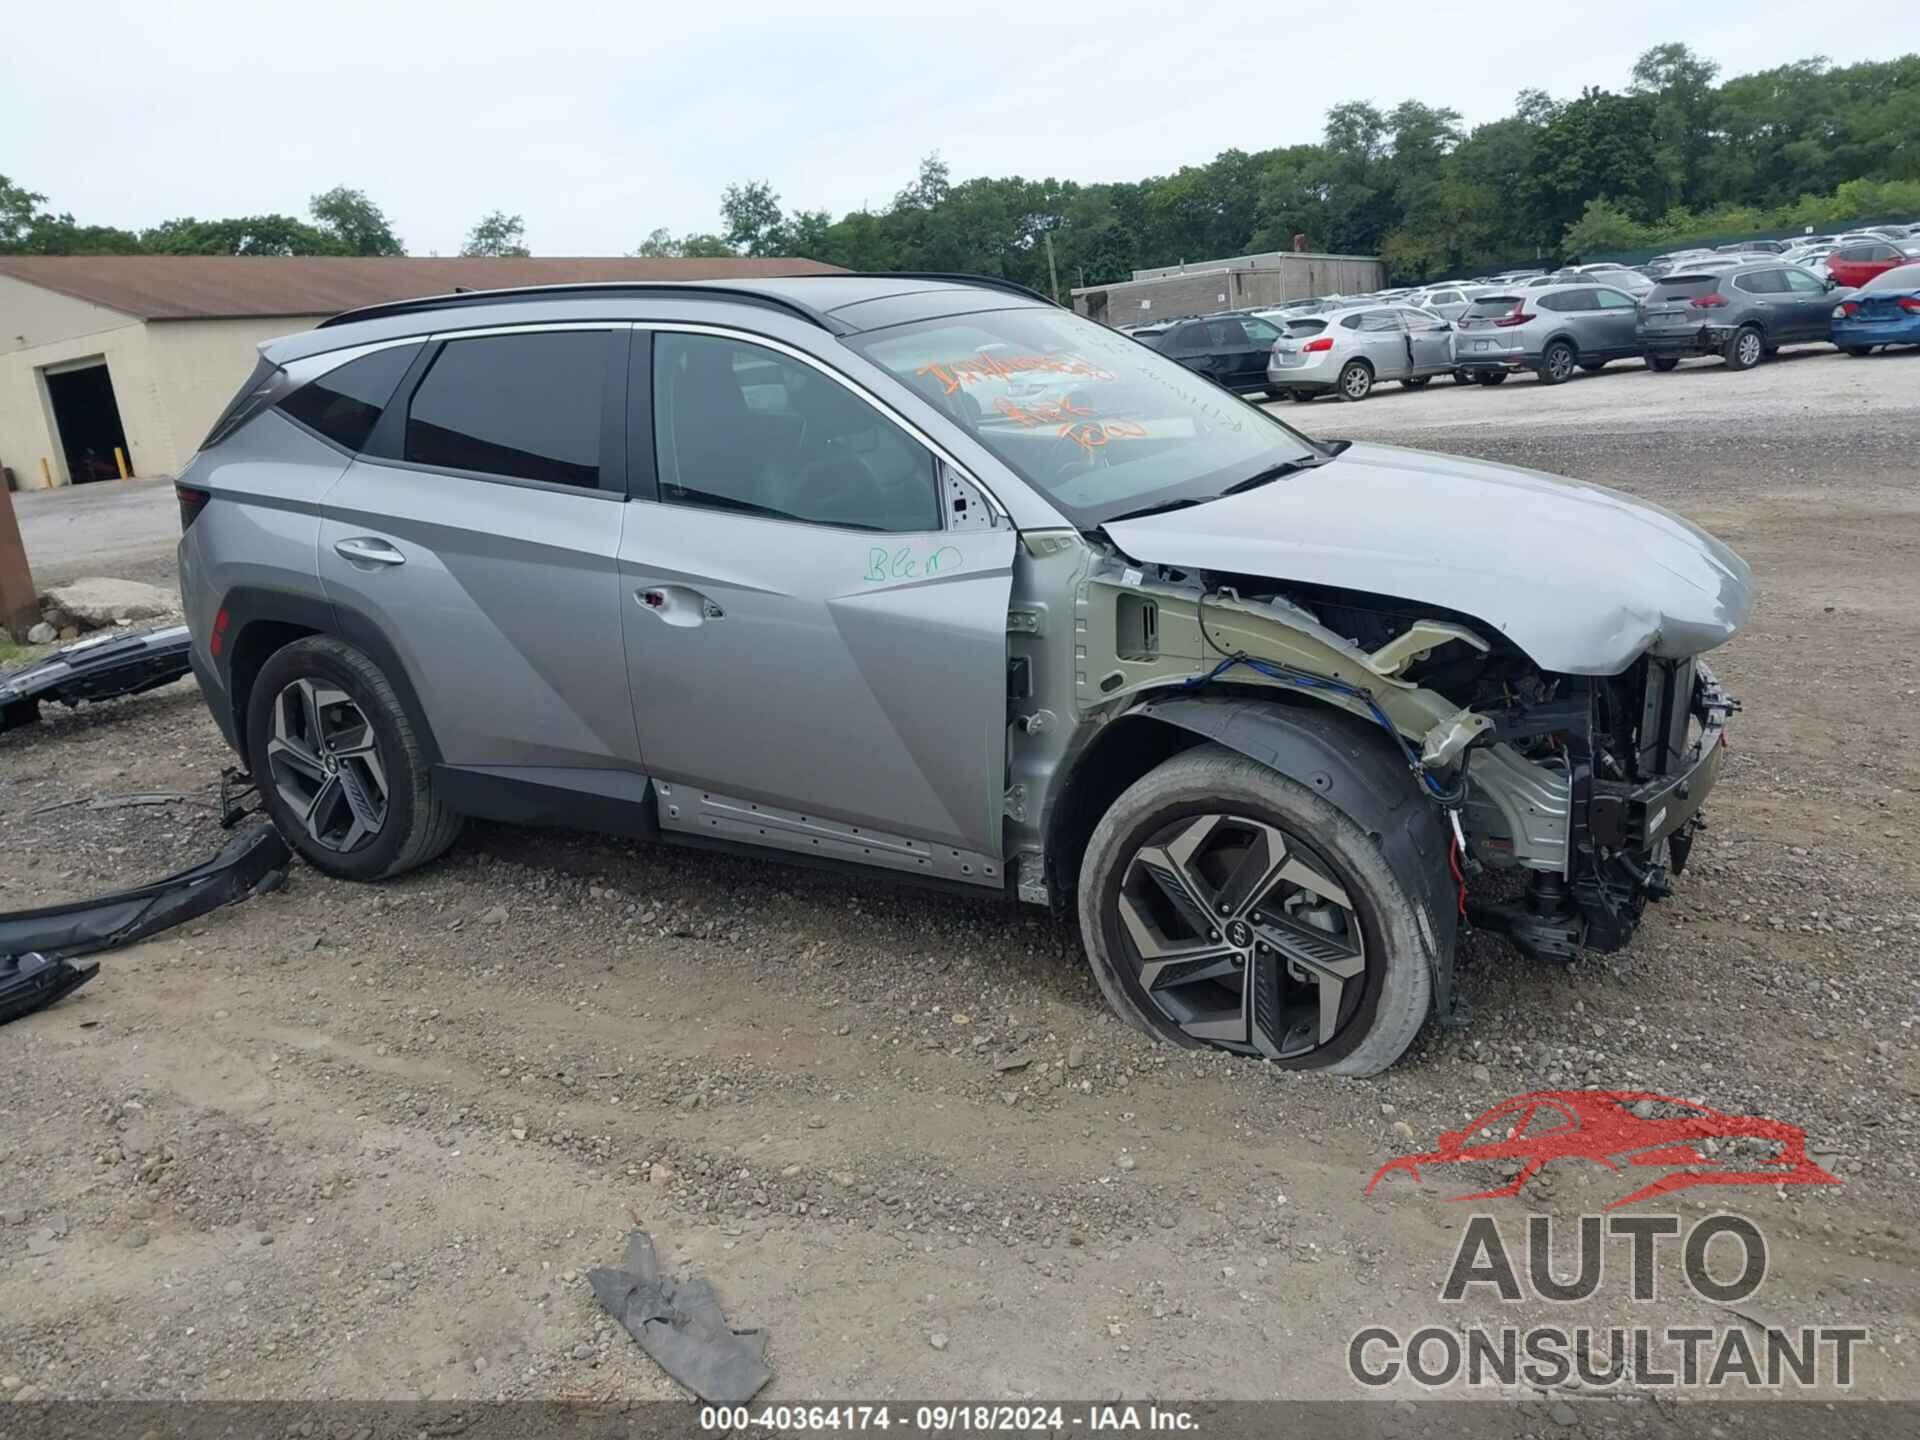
1022,545,1737,974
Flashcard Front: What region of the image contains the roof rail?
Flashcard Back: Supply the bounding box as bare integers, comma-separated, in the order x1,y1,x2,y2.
316,281,843,332
834,272,1059,307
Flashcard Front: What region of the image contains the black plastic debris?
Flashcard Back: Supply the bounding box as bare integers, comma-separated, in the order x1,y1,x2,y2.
0,821,289,1027
589,1230,773,1403
0,623,193,733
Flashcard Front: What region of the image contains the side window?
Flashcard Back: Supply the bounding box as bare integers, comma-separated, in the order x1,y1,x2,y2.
1240,317,1281,345
652,332,941,534
1536,292,1571,312
1172,324,1210,351
1593,288,1637,310
404,331,606,488
1339,313,1367,331
278,344,420,452
1357,310,1403,332
1870,244,1898,260
1204,320,1239,349
1783,268,1827,293
1733,270,1787,295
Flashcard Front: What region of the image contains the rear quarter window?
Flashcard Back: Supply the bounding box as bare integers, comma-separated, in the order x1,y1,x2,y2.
277,344,421,453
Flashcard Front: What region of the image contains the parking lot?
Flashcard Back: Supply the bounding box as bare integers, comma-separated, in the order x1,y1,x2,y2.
2,341,1917,1408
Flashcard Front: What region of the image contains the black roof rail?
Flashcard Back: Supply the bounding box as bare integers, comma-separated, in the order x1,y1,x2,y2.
833,271,1059,307
316,281,844,332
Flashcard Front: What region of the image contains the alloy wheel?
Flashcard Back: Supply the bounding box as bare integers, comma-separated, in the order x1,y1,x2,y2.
1340,364,1371,400
1115,813,1368,1060
266,678,389,853
1546,345,1574,381
1737,330,1763,367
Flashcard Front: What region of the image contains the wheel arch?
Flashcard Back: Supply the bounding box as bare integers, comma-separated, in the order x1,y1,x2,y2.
1541,330,1580,357
218,586,443,769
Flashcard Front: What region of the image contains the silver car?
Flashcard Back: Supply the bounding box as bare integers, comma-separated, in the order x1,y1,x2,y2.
179,275,1747,1076
1452,282,1644,384
1264,305,1458,401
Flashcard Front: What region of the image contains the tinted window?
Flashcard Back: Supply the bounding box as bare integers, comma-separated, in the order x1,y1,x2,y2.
1651,277,1718,301
278,345,419,452
1733,270,1788,295
1356,310,1403,332
1782,268,1828,293
1536,291,1582,312
653,332,940,534
1172,324,1211,351
1283,319,1328,336
405,332,605,487
1463,297,1521,318
1431,291,1461,305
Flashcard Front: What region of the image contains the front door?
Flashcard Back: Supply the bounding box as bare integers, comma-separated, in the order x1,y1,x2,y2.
1780,266,1833,340
1237,316,1283,389
619,329,1016,876
1401,307,1454,373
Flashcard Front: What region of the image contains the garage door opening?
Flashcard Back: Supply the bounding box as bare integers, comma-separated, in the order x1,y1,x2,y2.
44,360,130,484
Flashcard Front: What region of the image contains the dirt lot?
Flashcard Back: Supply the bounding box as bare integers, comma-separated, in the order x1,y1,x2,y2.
2,344,1917,1413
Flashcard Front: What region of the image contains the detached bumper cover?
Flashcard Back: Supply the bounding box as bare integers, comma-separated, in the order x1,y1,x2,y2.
1639,325,1729,357
0,623,192,732
0,822,289,1026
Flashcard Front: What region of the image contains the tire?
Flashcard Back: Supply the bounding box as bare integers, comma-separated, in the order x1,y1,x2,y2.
1474,371,1508,386
1844,345,1877,357
1400,375,1433,390
1646,356,1680,372
1578,359,1608,372
1076,744,1436,1076
245,635,462,881
1288,389,1315,402
1723,325,1764,370
1336,360,1373,402
1538,340,1576,384
1451,368,1473,385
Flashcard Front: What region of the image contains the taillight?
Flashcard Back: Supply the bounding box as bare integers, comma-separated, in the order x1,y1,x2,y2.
1900,296,1920,313
176,483,210,531
1492,309,1532,328
1836,301,1861,318
1690,293,1729,309
1303,336,1334,353
209,606,231,659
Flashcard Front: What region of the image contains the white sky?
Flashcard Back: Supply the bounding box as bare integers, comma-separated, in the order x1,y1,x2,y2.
6,1,1916,256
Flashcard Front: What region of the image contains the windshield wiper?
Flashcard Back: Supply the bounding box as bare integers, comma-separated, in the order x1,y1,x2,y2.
1099,496,1208,525
1220,454,1326,496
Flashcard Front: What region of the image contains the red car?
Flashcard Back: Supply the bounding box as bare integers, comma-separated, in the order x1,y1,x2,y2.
1826,239,1920,289
1366,1090,1840,1210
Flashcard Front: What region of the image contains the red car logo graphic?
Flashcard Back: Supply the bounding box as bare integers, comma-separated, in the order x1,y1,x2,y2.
1366,1090,1841,1210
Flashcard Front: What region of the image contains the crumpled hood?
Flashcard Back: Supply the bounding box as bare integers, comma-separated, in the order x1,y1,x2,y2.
1102,440,1752,676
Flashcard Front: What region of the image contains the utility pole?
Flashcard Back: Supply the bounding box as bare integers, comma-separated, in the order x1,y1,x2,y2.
1043,231,1061,305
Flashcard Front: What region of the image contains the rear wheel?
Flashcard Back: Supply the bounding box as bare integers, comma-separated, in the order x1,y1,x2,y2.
1451,368,1473,385
1538,340,1576,384
1646,356,1681,372
1724,325,1764,370
246,636,462,881
1078,746,1435,1075
1844,344,1877,357
1400,375,1432,390
1336,361,1373,402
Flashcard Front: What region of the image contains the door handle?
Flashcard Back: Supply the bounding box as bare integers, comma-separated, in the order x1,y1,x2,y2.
334,537,406,567
636,584,723,626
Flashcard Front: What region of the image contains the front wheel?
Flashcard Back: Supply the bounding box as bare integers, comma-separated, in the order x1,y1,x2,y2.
1077,746,1436,1075
1538,340,1576,384
1646,356,1680,373
246,635,463,881
1723,325,1764,370
1336,361,1373,402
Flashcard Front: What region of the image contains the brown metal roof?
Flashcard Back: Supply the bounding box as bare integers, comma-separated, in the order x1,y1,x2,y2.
0,255,846,322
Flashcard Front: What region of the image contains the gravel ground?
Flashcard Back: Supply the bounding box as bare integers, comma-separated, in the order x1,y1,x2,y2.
1,343,1916,1410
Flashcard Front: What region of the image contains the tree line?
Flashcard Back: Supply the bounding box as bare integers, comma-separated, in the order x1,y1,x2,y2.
4,45,1916,284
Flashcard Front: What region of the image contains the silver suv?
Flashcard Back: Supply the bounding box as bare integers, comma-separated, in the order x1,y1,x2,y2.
179,275,1749,1075
1453,283,1645,384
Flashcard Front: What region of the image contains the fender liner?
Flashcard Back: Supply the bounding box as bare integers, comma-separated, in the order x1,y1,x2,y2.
1130,694,1462,1017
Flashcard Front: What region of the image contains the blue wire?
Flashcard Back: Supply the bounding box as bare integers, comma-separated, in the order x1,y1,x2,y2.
1183,653,1454,799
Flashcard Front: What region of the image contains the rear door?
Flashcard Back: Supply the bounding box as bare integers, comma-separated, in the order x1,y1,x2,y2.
317,325,641,773
1587,287,1640,355
1398,306,1453,372
1235,316,1283,389
617,327,1016,876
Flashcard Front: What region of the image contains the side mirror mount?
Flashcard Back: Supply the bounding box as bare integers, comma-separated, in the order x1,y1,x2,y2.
1824,276,1837,291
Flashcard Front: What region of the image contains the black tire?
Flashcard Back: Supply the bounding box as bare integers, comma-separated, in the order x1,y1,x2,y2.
1646,356,1681,372
1578,359,1608,372
1336,360,1373,402
1451,368,1473,384
1400,375,1433,390
1288,389,1315,402
1474,371,1508,385
1844,345,1877,357
1538,340,1576,385
246,635,462,881
1077,745,1436,1076
1723,325,1764,370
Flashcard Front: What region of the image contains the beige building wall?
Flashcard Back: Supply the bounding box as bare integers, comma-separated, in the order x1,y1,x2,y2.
0,275,327,486
142,315,324,474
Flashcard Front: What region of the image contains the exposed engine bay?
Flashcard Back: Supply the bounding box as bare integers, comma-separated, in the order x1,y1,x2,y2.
1014,545,1737,972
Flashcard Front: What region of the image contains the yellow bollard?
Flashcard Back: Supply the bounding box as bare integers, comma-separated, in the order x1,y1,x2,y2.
39,457,52,489
115,446,130,480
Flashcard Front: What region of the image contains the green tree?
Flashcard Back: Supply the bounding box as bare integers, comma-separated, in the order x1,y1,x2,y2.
309,186,404,255
0,174,47,251
1630,42,1721,210
143,214,345,255
720,180,787,256
460,210,529,257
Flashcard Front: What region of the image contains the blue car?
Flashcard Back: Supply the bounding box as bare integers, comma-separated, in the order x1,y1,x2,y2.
1832,261,1920,355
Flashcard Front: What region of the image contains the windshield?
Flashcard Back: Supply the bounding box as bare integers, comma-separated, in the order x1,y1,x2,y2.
844,306,1320,528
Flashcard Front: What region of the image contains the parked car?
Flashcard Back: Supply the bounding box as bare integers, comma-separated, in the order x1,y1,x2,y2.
1636,262,1840,371
178,273,1747,1075
1147,313,1286,394
1831,260,1920,355
1452,283,1643,384
1264,304,1456,401
1716,240,1791,255
1825,239,1920,289
1409,285,1489,321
